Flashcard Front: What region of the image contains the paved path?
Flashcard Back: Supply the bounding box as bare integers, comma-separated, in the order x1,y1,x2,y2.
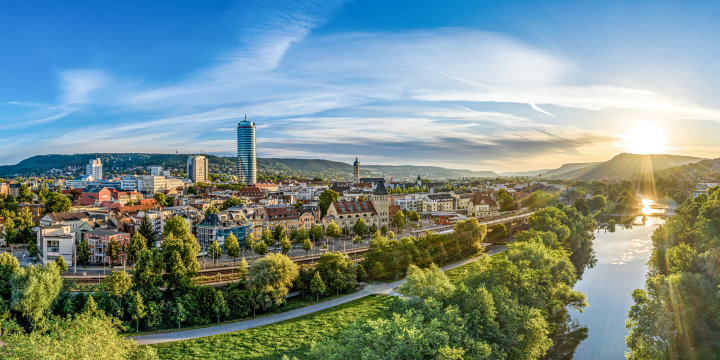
130,245,507,345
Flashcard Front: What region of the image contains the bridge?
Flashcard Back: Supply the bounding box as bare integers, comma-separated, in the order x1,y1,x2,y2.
408,210,534,238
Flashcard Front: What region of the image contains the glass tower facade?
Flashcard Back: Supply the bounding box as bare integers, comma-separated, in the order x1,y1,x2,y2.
237,116,257,185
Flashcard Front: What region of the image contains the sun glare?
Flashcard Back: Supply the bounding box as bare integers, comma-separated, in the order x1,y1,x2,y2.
623,124,667,154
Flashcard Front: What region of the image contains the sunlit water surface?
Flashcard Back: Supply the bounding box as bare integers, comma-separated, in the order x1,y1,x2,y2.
570,216,662,359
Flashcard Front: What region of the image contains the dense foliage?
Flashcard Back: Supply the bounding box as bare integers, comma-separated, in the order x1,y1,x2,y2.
625,186,720,359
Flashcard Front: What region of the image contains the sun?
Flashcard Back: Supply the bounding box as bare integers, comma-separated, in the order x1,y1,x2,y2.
622,124,667,154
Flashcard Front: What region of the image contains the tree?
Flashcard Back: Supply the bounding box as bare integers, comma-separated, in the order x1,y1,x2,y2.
127,290,146,333
591,194,606,211
310,224,324,241
408,211,420,222
43,192,71,213
318,189,339,218
77,238,91,267
574,198,590,216
273,225,286,242
220,197,244,211
490,223,508,242
153,192,166,207
391,211,406,230
245,232,256,256
102,271,133,300
187,186,198,195
165,251,188,290
316,252,356,295
3,218,15,245
205,206,219,216
133,249,164,300
326,221,342,239
255,240,268,256
209,289,229,323
54,255,68,272
68,188,82,202
0,252,20,299
225,232,241,265
352,235,362,246
353,218,368,237
303,238,313,256
161,217,201,277
138,213,157,243
356,264,367,283
381,225,388,235
2,311,159,359
209,240,222,267
107,239,121,267
369,223,378,235
309,271,326,301
18,184,32,203
295,227,309,244
126,233,147,264
293,201,303,210
398,264,455,301
248,253,299,309
280,236,291,255
261,228,273,247
10,263,63,332
168,297,188,329
237,257,249,280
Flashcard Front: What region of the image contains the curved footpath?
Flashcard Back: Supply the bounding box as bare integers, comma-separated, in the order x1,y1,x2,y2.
131,246,507,345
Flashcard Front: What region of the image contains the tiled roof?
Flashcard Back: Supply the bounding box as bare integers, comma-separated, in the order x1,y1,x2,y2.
45,212,88,222
265,206,299,220
332,201,377,215
469,192,498,207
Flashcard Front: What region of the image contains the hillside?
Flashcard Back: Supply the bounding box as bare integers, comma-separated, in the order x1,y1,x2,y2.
552,153,704,180
0,153,499,179
500,169,553,177
543,162,597,177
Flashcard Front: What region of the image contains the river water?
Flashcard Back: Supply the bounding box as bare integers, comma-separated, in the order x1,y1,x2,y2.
568,215,662,359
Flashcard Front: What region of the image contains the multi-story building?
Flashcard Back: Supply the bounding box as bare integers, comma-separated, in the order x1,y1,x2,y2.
693,182,720,198
0,183,8,196
66,175,94,189
237,116,257,185
196,209,251,251
86,158,103,180
112,191,143,205
353,158,360,183
324,200,379,233
81,186,112,202
392,194,427,212
120,176,139,191
8,183,21,197
149,166,164,176
371,180,390,228
265,206,301,233
467,192,499,217
85,230,131,265
18,203,45,225
423,194,455,212
138,176,167,194
240,205,268,239
39,212,93,240
37,225,76,266
297,206,318,230
187,155,208,184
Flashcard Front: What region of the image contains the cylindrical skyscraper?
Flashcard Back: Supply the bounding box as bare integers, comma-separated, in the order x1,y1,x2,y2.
237,115,257,185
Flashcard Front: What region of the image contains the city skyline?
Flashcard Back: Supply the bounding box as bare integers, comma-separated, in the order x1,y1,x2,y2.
3,1,720,172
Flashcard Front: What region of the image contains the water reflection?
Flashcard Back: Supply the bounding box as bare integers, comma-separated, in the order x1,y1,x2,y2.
570,239,597,281
544,309,589,360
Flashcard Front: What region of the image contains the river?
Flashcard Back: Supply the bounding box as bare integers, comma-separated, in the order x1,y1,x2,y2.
566,215,662,359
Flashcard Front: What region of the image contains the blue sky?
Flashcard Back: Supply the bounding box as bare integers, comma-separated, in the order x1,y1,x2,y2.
2,0,720,172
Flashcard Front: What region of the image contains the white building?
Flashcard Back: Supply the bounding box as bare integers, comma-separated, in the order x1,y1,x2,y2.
120,177,140,191
393,194,427,212
187,155,208,184
693,182,720,198
150,166,164,176
37,225,76,266
66,175,94,189
138,176,167,194
86,158,103,180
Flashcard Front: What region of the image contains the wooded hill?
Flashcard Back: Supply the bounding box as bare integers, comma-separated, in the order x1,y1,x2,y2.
551,153,704,180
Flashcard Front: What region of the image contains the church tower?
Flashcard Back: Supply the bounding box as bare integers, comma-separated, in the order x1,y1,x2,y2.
353,157,360,183
371,179,390,227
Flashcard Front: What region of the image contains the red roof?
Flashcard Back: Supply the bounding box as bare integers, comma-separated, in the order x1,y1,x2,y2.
265,206,299,220
332,201,377,215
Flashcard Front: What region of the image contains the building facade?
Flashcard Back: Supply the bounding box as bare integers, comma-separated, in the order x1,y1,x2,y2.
37,225,75,266
237,116,257,185
85,230,131,265
196,210,251,251
353,158,360,183
86,158,103,181
187,155,208,184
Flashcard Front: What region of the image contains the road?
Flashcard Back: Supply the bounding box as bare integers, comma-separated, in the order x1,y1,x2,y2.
130,245,507,345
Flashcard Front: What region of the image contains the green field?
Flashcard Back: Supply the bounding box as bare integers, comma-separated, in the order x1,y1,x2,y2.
151,295,387,360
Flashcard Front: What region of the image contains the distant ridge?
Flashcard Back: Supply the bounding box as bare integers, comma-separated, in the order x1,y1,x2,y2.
543,162,598,177
0,153,499,178
552,153,704,180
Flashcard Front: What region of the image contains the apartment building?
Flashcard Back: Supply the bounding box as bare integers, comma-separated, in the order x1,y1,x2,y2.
693,182,720,198
196,209,251,251
85,230,131,265
37,225,76,266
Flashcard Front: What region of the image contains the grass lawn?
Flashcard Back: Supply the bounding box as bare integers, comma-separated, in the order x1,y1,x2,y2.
150,295,387,360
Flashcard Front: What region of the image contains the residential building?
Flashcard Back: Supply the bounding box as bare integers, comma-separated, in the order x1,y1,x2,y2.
39,212,92,239
467,192,499,217
112,191,143,205
297,206,318,230
86,158,103,180
693,182,720,198
187,155,208,184
37,225,76,266
18,203,45,225
240,205,268,239
8,184,21,197
237,115,257,185
265,206,301,233
149,166,164,176
85,230,131,265
423,194,455,212
120,176,139,191
196,209,251,251
138,176,167,194
0,183,8,196
324,200,379,232
393,194,427,212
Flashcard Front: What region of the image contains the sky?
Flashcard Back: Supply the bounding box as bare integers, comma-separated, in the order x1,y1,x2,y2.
2,0,720,172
